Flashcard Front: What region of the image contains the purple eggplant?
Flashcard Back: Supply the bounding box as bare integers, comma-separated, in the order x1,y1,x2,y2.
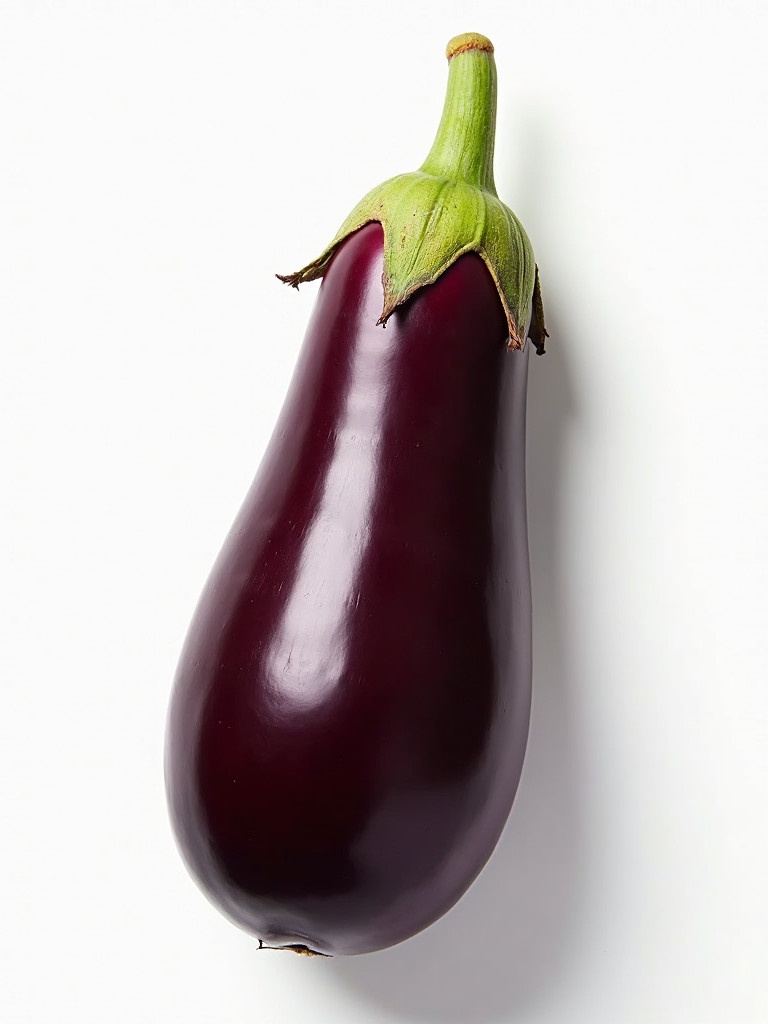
165,32,546,956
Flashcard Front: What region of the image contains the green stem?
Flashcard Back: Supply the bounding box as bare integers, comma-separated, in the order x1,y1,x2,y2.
419,33,498,194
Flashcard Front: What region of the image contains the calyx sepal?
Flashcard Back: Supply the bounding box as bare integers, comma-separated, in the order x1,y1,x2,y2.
278,33,547,354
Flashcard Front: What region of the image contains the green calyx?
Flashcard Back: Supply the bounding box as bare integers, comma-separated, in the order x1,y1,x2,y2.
279,32,547,354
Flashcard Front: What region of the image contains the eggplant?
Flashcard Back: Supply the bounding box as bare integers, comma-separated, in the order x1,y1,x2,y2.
165,32,546,957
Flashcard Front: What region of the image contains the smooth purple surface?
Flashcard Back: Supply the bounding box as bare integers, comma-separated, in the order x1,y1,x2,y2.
165,223,532,955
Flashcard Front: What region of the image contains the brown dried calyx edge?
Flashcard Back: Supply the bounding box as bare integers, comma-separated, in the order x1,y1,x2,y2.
530,268,548,355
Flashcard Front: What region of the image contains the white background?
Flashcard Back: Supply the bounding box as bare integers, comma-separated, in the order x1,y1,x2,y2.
1,1,767,1021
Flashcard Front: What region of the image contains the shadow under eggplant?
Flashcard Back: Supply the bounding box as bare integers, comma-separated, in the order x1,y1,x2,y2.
326,298,586,1021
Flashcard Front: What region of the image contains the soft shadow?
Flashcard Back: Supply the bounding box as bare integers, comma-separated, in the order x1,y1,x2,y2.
326,112,588,1019
328,305,583,1021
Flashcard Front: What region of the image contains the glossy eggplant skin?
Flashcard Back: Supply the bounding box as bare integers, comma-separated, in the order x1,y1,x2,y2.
165,222,531,955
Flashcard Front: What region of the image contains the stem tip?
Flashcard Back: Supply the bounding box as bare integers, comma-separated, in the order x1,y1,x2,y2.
446,32,494,60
